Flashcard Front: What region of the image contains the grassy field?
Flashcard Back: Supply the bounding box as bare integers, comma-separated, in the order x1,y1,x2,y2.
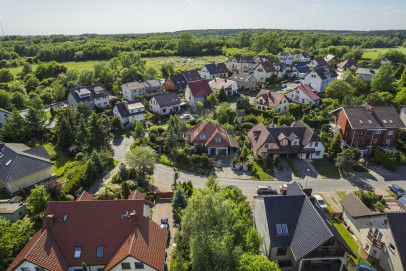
312,159,340,178
43,143,76,176
8,55,226,78
332,218,360,259
362,47,406,59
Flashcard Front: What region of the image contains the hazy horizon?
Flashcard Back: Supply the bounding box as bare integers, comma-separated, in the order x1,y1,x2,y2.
1,0,406,36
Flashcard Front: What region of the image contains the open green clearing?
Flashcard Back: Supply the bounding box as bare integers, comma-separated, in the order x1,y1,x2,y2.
312,159,340,178
43,143,76,176
8,55,226,78
332,218,360,259
362,47,406,59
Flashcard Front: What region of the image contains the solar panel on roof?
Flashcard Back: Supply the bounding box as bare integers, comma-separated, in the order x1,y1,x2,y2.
399,196,406,206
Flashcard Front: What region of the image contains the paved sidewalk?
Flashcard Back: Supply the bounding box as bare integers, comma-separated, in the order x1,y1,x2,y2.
88,163,120,194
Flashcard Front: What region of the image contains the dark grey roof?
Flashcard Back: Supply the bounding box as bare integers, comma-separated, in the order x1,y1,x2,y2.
0,144,53,184
114,101,145,118
23,146,51,160
313,67,338,80
143,79,162,88
230,71,255,83
294,62,309,74
386,212,406,270
68,84,110,103
340,193,377,218
356,68,378,76
169,73,187,87
216,63,229,74
204,64,220,75
331,106,406,129
152,93,181,107
261,181,355,261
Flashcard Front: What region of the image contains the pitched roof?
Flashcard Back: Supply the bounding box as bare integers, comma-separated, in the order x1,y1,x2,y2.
330,106,406,129
184,121,231,148
122,81,146,90
0,107,12,114
0,143,53,184
169,73,187,87
9,199,167,271
255,62,277,73
386,212,406,270
340,193,380,218
337,59,358,69
114,100,145,118
187,80,212,98
76,191,95,201
324,54,337,63
204,63,220,75
230,71,255,83
235,55,256,64
143,79,162,88
290,84,320,101
254,89,285,108
209,78,236,90
356,68,378,76
68,84,110,103
215,62,229,74
294,62,309,74
152,92,181,107
312,57,329,67
313,67,338,80
259,181,354,261
248,121,322,154
181,70,202,82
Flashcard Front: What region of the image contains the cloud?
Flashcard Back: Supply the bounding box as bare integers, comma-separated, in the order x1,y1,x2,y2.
381,8,404,16
354,7,361,10
314,3,320,7
186,0,200,7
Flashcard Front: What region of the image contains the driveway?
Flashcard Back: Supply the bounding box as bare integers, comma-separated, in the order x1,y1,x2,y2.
111,136,134,163
274,158,292,181
293,158,318,179
152,198,176,268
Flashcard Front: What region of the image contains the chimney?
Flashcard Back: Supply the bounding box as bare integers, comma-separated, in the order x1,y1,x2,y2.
367,105,373,113
303,188,313,197
47,214,55,225
130,211,137,223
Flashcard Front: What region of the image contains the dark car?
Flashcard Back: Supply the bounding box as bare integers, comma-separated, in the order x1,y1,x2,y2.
294,80,300,84
257,186,278,195
389,184,406,198
160,217,169,230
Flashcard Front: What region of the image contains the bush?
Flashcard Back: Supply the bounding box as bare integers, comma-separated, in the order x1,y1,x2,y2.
159,154,172,166
382,156,396,171
75,152,84,161
274,156,282,170
266,155,273,167
63,162,87,195
373,147,384,164
288,158,300,176
127,180,137,190
241,122,254,131
66,195,74,201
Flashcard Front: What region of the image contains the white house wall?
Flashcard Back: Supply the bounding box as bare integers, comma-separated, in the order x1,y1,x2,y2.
110,255,158,271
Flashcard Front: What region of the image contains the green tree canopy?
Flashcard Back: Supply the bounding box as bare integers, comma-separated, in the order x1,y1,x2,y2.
125,145,157,172
371,62,395,93
26,185,50,216
238,253,281,271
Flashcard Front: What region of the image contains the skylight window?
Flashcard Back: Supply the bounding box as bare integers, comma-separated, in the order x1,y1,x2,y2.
383,120,387,123
276,224,282,234
63,215,68,222
96,246,104,258
389,120,393,123
368,120,373,124
359,120,363,124
5,160,12,166
120,213,125,220
282,224,288,234
74,247,82,259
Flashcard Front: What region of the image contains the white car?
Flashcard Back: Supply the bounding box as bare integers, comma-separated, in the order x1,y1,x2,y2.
180,113,191,120
314,195,328,210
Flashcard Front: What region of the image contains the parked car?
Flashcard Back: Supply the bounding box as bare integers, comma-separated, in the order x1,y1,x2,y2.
314,195,328,210
294,80,300,84
160,217,169,230
257,186,278,195
281,84,287,88
388,184,406,198
180,113,191,120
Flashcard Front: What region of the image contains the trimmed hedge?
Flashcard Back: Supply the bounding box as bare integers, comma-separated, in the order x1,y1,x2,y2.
373,147,397,171
63,162,88,195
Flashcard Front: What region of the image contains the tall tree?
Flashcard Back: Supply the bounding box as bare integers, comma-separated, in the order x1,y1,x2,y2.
125,145,157,172
1,110,27,142
328,133,342,160
26,185,50,216
238,253,281,271
86,113,106,151
56,117,75,150
371,62,395,93
121,181,131,199
172,189,188,211
25,107,45,139
131,120,145,141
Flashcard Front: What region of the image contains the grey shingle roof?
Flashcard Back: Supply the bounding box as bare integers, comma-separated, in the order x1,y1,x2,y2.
204,64,220,75
23,146,51,160
152,93,181,107
294,62,309,74
69,84,110,103
261,181,355,261
115,101,144,118
230,71,254,83
387,212,406,270
340,193,377,218
0,144,53,184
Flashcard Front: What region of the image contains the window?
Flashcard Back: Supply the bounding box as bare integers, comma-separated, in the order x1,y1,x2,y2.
265,143,268,148
385,139,391,146
388,131,394,135
389,243,396,253
200,134,206,140
135,262,144,269
278,260,293,267
282,224,288,234
356,140,361,147
63,214,68,222
383,120,387,123
316,151,321,156
121,263,131,269
292,140,298,146
281,140,287,146
368,120,373,124
315,142,318,147
376,130,382,134
215,138,221,143
383,219,388,227
20,268,30,271
367,131,372,135
373,138,377,143
270,143,274,148
162,108,166,113
96,246,104,258
35,268,45,271
74,246,82,259
276,224,283,234
358,131,364,136
277,247,287,256
359,120,364,124
121,213,125,220
365,244,370,251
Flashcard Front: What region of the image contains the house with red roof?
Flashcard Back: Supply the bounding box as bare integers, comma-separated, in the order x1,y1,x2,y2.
181,69,202,83
184,80,212,110
285,84,321,105
8,191,167,271
337,59,358,72
254,89,290,113
183,121,232,156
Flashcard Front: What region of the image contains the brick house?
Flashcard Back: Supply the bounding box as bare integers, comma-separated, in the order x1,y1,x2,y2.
163,73,187,91
330,105,406,156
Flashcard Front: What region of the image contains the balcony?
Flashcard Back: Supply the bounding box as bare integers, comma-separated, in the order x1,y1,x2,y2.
305,249,346,259
367,229,385,249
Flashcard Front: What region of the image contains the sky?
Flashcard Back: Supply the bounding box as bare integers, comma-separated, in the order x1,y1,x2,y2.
0,0,405,35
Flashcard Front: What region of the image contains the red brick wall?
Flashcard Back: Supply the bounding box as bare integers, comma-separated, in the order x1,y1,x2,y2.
163,78,177,91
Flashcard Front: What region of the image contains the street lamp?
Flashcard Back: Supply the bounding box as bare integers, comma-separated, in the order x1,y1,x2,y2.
305,168,310,188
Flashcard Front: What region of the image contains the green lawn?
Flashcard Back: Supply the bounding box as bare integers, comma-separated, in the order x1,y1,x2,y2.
386,189,398,199
43,143,76,176
362,47,406,59
333,218,360,259
252,161,274,180
312,159,340,178
337,191,348,199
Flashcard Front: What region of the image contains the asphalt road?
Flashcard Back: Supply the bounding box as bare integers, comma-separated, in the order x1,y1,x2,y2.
153,163,406,195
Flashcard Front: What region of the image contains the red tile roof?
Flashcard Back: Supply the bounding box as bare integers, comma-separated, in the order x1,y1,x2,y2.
187,80,212,98
76,191,94,201
8,199,166,271
184,121,231,148
257,62,276,73
248,123,270,151
337,59,357,69
295,84,321,101
128,190,145,200
181,70,202,82
254,89,286,108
